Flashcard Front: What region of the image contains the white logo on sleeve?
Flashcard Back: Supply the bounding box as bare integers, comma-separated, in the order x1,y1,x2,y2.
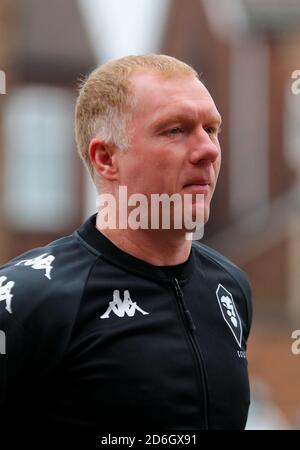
0,276,15,314
15,253,55,280
216,284,242,347
100,290,149,319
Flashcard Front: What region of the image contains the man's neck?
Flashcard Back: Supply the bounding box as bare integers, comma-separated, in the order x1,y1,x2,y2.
95,214,192,266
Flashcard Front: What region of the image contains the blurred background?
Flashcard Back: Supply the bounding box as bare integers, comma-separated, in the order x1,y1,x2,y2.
1,0,300,429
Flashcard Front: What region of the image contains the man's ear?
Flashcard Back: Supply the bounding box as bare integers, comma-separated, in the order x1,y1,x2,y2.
89,138,119,181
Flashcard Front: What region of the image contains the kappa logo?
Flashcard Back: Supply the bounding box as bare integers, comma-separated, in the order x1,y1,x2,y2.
15,253,55,280
216,284,242,348
100,289,149,319
0,276,14,314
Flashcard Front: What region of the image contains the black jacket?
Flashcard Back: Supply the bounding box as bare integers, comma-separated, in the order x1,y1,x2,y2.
0,214,252,434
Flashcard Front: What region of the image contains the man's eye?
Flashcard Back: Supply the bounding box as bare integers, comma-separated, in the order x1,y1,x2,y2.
205,126,215,134
165,127,184,135
205,126,222,135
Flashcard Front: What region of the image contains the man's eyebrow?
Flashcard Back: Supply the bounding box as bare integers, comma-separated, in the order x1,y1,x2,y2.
215,115,222,125
150,113,192,131
151,111,222,132
209,113,222,127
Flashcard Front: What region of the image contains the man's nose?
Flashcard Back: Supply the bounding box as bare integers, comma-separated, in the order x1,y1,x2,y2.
188,128,220,165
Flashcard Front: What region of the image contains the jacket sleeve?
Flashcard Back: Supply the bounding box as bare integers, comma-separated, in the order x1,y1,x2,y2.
238,270,253,341
0,305,33,424
0,265,62,423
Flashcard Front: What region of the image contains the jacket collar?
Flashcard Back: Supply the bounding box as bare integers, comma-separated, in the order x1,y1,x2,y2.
76,214,195,284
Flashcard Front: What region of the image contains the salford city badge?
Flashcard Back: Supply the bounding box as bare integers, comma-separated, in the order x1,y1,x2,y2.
216,284,242,347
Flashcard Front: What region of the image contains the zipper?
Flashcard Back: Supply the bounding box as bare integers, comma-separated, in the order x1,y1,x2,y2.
172,277,209,430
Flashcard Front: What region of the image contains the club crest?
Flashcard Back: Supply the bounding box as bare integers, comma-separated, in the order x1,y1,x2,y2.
216,284,242,347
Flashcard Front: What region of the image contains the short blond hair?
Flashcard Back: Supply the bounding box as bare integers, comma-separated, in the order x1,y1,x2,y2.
74,54,198,177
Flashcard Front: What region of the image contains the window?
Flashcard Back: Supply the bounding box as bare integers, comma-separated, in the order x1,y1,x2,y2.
3,86,76,231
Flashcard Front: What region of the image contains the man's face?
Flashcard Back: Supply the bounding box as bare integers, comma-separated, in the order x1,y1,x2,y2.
116,71,222,226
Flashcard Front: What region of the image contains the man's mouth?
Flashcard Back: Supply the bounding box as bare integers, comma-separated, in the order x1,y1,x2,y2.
183,182,211,194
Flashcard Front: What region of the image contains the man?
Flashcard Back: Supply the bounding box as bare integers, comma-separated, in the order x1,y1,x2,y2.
0,54,252,437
